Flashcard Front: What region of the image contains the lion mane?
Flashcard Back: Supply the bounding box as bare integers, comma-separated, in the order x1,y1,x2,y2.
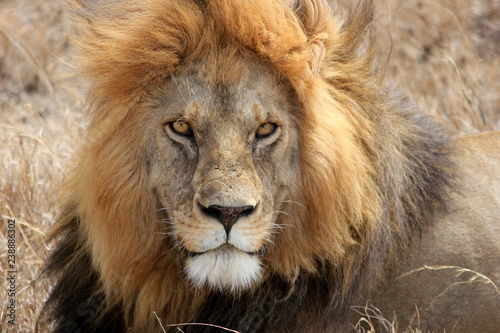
41,1,453,332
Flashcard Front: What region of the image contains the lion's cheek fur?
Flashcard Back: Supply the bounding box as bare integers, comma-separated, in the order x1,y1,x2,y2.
265,83,381,281
70,119,177,300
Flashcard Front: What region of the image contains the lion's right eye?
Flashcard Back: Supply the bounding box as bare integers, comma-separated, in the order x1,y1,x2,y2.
165,121,193,138
256,122,278,139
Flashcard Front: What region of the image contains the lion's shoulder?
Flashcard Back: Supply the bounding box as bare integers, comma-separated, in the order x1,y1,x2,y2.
364,131,500,332
455,130,500,155
452,131,500,208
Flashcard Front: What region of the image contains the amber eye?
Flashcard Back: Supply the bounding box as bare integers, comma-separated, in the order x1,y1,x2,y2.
256,122,277,139
169,120,192,136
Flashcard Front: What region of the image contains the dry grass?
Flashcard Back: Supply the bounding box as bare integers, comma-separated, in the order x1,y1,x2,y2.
0,0,498,332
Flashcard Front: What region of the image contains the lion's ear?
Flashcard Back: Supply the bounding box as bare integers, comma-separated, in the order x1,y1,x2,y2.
295,0,375,76
307,34,328,75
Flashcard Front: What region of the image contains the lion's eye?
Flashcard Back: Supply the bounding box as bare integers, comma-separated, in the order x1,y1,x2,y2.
256,122,277,139
169,121,193,137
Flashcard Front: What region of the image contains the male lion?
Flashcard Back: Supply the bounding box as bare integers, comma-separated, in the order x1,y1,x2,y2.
41,0,499,332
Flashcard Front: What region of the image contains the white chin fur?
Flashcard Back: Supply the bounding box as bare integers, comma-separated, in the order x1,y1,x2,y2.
185,248,262,292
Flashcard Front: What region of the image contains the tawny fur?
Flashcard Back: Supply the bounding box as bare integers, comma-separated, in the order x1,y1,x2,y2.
39,1,466,332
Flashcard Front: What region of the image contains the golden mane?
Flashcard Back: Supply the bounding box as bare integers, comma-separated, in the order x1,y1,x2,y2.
41,1,451,332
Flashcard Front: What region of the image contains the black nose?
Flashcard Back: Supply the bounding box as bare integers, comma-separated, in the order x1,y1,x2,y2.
199,204,255,234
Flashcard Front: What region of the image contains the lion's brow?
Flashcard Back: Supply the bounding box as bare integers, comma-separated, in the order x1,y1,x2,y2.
253,104,267,123
186,102,201,120
176,102,200,122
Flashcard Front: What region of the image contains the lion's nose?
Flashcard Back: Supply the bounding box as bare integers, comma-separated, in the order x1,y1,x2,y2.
198,203,256,234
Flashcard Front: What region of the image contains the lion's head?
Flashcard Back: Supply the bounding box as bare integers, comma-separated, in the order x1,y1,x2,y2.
148,51,301,291
42,1,450,332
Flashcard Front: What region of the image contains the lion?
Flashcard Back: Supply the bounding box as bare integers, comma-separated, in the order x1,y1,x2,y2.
40,1,499,332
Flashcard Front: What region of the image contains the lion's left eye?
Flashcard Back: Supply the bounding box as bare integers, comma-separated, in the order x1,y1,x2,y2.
166,120,193,137
256,122,278,139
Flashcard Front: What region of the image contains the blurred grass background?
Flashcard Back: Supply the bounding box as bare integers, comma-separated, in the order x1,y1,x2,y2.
0,0,498,332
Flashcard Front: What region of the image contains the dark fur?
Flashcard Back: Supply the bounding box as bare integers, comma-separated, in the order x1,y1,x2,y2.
40,214,126,332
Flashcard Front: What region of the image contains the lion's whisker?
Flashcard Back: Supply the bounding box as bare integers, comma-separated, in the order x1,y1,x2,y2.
273,210,290,217
150,207,175,215
273,200,306,210
271,222,293,229
269,223,287,231
156,217,180,223
262,235,275,245
155,232,173,240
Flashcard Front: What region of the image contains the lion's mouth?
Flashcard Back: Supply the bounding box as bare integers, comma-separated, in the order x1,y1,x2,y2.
184,243,261,258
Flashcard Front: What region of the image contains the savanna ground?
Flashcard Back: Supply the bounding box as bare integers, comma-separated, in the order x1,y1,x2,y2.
0,0,499,332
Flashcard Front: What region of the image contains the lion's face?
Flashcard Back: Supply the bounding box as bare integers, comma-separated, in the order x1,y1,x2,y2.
148,50,299,292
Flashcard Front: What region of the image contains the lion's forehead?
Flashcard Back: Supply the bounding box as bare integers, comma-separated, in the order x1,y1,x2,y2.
156,52,293,127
